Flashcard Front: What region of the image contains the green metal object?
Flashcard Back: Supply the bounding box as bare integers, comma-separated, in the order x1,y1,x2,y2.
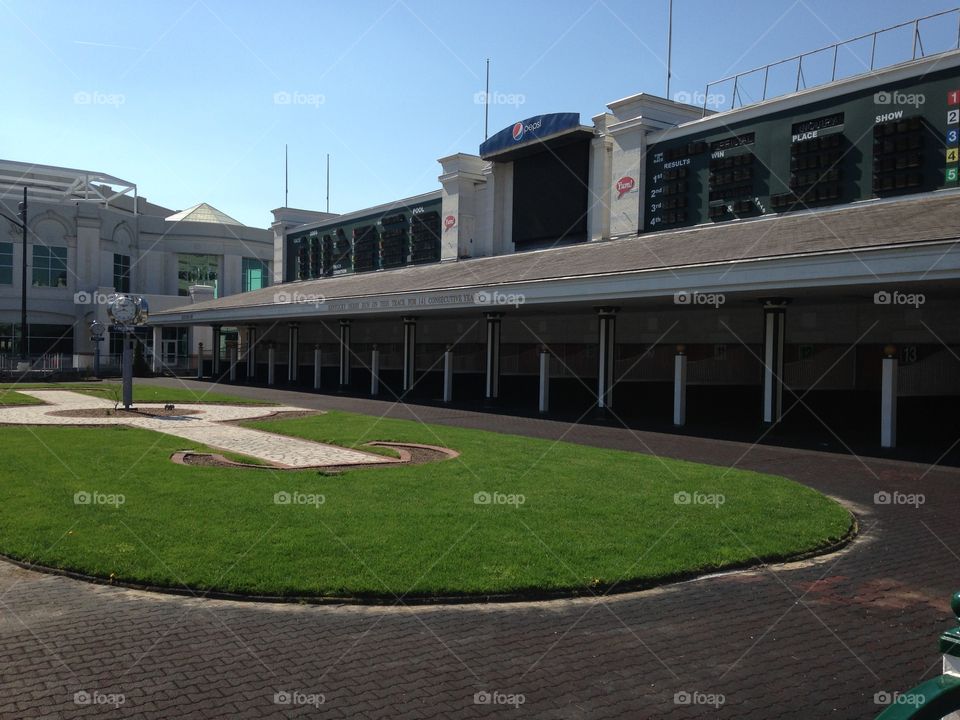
939,591,960,657
874,590,960,719
873,675,960,719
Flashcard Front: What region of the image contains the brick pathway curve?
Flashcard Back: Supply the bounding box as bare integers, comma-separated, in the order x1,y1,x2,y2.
0,380,957,718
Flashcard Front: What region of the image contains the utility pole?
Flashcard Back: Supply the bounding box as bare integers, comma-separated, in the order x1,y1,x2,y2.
484,58,490,140
666,0,673,99
16,188,27,363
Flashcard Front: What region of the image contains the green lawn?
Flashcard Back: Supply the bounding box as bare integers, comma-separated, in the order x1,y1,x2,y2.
72,384,273,405
0,382,272,406
0,412,852,599
0,388,44,406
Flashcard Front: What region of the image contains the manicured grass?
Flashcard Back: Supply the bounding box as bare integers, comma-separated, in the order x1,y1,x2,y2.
72,384,274,405
0,382,272,406
0,389,44,406
0,412,852,598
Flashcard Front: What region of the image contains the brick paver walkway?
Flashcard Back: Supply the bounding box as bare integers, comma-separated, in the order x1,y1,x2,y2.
0,379,957,718
0,390,392,469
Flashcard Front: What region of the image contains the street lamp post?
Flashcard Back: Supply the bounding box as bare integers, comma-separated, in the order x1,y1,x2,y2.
89,320,105,378
107,294,149,411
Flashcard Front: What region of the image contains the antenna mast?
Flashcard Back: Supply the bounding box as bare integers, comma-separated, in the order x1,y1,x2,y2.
484,58,490,140
666,0,673,99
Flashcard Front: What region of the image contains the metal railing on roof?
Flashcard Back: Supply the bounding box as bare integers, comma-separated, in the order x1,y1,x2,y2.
702,8,960,116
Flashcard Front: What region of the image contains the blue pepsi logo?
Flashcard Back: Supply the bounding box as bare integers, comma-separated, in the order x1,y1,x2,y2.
511,122,524,141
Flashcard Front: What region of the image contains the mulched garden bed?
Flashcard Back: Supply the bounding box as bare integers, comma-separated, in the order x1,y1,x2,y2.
49,407,203,419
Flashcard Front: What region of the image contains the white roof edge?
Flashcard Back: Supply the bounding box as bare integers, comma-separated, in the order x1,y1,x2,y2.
0,158,135,189
287,189,443,234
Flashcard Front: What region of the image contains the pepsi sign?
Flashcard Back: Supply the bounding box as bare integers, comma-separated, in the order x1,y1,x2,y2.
480,113,580,158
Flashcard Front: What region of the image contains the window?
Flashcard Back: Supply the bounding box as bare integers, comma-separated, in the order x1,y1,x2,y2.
32,246,67,288
161,327,189,363
0,243,11,285
0,323,17,356
113,254,131,293
28,324,73,355
0,323,73,356
177,254,219,297
242,258,269,292
108,326,150,357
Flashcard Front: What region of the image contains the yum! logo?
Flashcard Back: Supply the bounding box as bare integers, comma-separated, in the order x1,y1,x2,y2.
511,117,543,142
616,176,635,198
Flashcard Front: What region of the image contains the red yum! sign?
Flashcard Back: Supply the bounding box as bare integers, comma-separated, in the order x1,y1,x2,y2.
616,176,635,198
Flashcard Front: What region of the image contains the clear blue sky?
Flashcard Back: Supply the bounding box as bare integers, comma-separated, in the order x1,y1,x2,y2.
2,0,957,226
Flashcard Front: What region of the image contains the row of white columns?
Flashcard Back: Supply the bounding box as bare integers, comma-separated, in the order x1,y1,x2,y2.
217,299,901,448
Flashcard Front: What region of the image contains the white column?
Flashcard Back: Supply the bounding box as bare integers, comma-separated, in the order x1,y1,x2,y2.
313,344,322,390
484,313,502,400
588,121,613,242
443,345,453,403
538,347,550,414
762,300,788,425
229,344,237,382
673,347,687,427
339,320,351,387
196,342,204,379
267,345,276,386
370,346,380,396
881,346,898,449
151,325,162,374
402,317,416,392
287,324,299,383
597,307,618,410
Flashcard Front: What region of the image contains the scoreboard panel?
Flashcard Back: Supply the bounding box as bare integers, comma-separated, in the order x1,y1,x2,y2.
287,197,441,282
644,64,959,232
